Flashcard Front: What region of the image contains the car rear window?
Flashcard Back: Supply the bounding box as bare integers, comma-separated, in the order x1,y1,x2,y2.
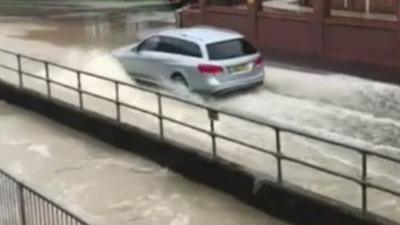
207,39,257,60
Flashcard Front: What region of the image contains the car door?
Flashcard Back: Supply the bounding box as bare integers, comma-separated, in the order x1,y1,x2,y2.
119,36,162,83
148,36,204,84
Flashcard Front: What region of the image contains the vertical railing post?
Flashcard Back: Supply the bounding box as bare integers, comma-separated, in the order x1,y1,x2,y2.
17,183,27,225
44,62,51,98
208,109,219,161
247,0,262,44
76,72,83,110
397,0,400,25
275,128,283,183
199,0,208,24
361,152,368,214
313,0,330,55
115,81,121,123
16,54,23,88
157,93,164,140
396,0,400,64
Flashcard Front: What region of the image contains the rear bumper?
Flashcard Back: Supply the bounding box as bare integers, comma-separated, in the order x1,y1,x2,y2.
202,71,265,94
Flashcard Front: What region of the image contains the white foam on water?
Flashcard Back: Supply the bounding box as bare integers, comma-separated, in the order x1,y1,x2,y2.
266,65,400,122
27,144,51,158
7,161,24,177
170,213,190,225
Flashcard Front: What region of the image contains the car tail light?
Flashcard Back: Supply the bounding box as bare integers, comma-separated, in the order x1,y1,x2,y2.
255,56,264,68
198,64,224,76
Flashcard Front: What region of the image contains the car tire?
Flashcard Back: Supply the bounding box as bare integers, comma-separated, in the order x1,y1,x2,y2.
171,74,189,87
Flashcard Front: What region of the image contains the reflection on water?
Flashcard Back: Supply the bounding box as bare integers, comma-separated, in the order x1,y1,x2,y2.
6,11,175,50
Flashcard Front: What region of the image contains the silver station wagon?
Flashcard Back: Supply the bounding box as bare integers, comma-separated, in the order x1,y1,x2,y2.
113,26,265,94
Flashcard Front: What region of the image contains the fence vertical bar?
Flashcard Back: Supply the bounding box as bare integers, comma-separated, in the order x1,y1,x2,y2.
208,109,218,161
17,184,27,225
2,178,12,223
7,179,15,225
44,62,51,98
0,177,5,221
115,81,121,123
361,153,368,214
157,93,164,139
76,71,83,110
210,119,217,160
275,129,283,183
16,54,23,88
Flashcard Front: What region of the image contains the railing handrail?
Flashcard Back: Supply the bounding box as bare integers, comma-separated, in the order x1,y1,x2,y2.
1,47,400,224
0,47,398,164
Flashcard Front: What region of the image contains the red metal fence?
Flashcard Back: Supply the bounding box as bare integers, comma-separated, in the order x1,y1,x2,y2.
180,0,400,68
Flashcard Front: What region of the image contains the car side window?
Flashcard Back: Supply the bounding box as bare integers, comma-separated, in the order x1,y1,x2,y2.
157,36,202,58
137,36,160,52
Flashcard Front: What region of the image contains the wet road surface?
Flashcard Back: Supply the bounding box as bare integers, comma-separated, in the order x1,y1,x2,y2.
0,4,399,223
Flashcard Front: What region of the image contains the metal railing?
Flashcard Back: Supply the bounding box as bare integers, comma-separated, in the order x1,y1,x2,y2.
0,48,399,224
0,169,89,225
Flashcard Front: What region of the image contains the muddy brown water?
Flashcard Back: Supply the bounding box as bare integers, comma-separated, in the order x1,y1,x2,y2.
0,5,399,224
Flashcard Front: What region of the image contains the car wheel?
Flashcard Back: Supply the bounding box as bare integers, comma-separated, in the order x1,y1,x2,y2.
171,74,189,88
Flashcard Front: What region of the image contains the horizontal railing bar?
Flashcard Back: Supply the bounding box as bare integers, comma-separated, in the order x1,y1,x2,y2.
119,102,159,117
4,71,400,166
19,54,46,64
113,79,163,95
275,126,400,164
157,91,214,111
214,133,278,157
0,64,48,84
204,132,365,188
1,49,399,164
217,109,400,164
0,168,88,225
2,54,400,224
22,71,47,82
0,64,18,72
366,181,400,198
282,154,400,198
1,49,400,174
289,156,400,199
49,80,79,92
281,155,361,184
50,80,116,105
161,115,211,135
0,48,20,56
80,90,116,104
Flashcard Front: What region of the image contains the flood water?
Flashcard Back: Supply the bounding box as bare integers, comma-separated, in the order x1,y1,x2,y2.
0,101,290,225
0,4,399,224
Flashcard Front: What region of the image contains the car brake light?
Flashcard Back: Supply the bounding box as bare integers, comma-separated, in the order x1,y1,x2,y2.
255,56,263,68
198,64,224,76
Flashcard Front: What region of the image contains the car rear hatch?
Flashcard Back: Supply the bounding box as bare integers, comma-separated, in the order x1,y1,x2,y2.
206,38,263,82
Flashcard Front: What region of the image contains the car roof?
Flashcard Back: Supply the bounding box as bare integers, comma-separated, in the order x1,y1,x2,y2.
159,26,243,45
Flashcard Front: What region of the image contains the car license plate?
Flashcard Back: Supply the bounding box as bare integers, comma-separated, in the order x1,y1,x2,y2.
229,63,250,74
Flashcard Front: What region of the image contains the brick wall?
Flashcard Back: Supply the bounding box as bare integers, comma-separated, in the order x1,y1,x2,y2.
300,0,396,14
